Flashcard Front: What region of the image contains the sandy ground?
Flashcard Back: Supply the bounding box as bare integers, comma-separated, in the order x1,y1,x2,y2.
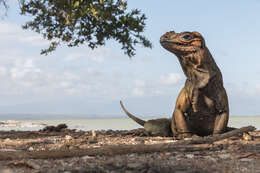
0,124,259,173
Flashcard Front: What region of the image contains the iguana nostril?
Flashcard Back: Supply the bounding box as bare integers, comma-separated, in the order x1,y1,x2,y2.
162,35,168,39
160,32,172,42
161,31,175,41
160,35,168,42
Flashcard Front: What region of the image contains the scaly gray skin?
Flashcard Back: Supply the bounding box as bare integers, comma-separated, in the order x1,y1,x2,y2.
120,101,172,137
160,31,229,137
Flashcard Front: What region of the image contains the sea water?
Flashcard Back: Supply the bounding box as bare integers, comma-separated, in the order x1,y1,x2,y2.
0,116,259,131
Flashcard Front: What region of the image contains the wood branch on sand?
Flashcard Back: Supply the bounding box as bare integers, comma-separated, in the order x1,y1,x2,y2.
0,126,256,160
173,126,256,145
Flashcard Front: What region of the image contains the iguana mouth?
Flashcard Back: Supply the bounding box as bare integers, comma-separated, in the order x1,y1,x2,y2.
160,40,187,46
160,31,204,53
160,40,196,54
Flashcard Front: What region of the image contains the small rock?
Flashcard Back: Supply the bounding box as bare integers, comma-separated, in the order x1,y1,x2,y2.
75,129,81,132
82,155,95,160
92,130,97,137
56,123,68,130
186,154,194,159
164,152,172,156
65,135,73,140
8,161,35,169
243,133,253,141
41,123,68,132
240,158,254,162
204,155,217,162
128,153,136,157
27,161,41,169
4,138,10,142
125,171,133,173
127,162,141,169
0,149,17,152
175,171,194,173
89,137,98,144
218,153,231,159
1,169,14,173
228,145,241,151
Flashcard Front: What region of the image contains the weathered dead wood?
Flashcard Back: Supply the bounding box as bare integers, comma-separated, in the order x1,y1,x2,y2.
0,144,216,160
0,126,255,160
173,126,256,145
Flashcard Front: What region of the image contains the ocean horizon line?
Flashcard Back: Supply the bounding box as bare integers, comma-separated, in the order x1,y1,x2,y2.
0,114,259,121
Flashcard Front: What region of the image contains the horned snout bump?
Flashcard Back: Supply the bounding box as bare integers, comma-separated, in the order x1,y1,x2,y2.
160,31,175,43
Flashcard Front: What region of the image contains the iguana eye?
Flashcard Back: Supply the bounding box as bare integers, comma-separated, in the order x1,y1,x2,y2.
182,34,191,40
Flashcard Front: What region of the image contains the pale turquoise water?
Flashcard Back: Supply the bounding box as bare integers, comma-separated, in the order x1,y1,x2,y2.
0,116,259,131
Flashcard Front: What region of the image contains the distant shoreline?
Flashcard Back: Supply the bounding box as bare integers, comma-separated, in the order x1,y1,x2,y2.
0,114,259,121
0,116,260,131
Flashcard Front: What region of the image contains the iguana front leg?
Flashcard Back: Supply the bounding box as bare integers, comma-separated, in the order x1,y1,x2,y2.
213,111,229,134
213,89,229,134
171,88,192,137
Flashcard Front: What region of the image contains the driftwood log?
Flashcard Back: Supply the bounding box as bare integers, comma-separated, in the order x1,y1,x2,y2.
0,126,255,160
174,126,256,145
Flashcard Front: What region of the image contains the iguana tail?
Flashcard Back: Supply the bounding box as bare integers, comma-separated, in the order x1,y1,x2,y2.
120,101,146,126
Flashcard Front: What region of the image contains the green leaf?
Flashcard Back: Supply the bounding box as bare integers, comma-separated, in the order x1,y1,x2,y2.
19,0,152,57
73,1,80,8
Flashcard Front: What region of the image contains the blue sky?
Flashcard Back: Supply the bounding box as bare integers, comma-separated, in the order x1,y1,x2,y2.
0,0,259,117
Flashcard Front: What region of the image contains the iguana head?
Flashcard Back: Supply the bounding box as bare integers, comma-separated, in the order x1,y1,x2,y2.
160,31,205,56
160,31,215,83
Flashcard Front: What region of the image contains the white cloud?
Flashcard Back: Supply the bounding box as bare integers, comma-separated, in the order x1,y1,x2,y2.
10,59,41,79
0,56,85,97
0,22,183,107
89,56,104,63
0,37,185,104
59,81,71,88
0,22,20,34
160,73,183,85
87,47,109,63
18,35,49,46
0,26,115,102
134,80,146,87
132,87,145,96
130,74,183,97
254,84,260,95
64,48,107,63
64,53,84,62
63,72,81,81
0,66,7,75
0,22,49,46
87,68,101,76
132,80,146,96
